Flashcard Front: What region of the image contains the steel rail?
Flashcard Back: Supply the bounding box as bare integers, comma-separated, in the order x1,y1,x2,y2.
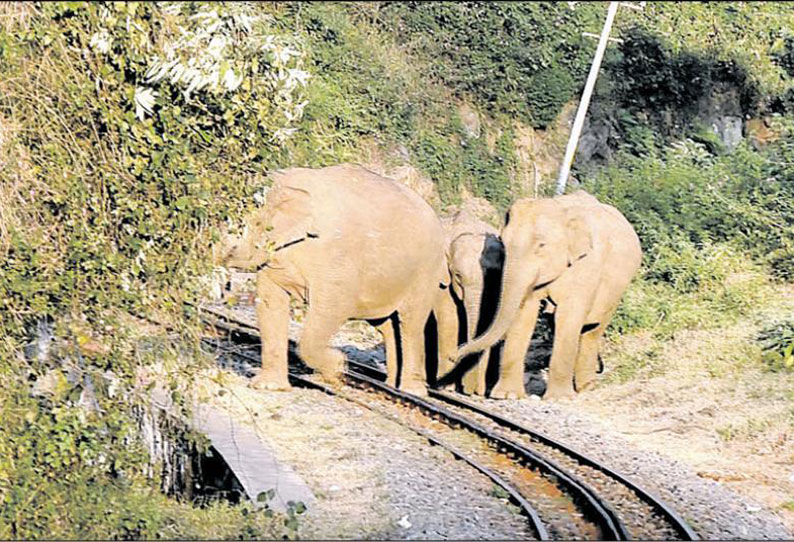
199,310,623,540
347,358,697,541
343,368,625,541
202,336,549,540
428,388,699,541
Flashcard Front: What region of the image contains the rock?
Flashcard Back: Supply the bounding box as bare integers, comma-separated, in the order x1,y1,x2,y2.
696,84,744,149
710,115,743,149
386,165,441,208
397,515,412,529
458,103,481,140
577,113,615,165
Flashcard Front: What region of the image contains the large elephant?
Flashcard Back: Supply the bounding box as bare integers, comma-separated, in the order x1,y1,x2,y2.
219,164,448,396
435,209,504,396
442,190,642,400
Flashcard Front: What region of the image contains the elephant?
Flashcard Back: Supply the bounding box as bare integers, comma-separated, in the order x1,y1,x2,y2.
435,209,504,396
440,190,642,400
219,164,448,396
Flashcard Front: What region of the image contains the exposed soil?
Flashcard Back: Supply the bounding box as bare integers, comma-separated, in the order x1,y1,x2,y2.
203,278,794,540
195,345,531,539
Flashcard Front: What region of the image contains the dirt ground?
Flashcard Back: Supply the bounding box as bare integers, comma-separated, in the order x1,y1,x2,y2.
570,283,794,531
201,276,794,537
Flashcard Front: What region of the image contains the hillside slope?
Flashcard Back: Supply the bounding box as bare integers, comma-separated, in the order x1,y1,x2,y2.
1,1,794,536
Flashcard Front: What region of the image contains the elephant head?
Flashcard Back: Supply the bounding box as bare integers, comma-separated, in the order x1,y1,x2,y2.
444,210,502,334
454,198,592,361
219,181,318,271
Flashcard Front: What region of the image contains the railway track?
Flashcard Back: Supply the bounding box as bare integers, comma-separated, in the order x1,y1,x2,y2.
199,304,698,541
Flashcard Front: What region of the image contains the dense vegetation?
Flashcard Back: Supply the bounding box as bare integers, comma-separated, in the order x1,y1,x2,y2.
1,1,794,538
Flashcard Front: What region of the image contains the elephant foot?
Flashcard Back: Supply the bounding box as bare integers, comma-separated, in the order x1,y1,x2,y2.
399,380,428,397
542,385,576,401
461,372,486,397
489,382,527,400
250,374,291,391
317,367,344,387
574,376,597,393
461,381,477,396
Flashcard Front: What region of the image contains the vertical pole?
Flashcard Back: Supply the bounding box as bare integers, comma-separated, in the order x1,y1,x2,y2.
555,1,619,195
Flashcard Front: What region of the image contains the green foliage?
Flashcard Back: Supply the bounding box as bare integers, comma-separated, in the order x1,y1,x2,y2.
608,27,760,126
375,1,603,127
622,2,794,101
410,116,516,208
585,134,794,340
269,2,519,207
0,2,308,537
757,318,794,373
584,139,794,283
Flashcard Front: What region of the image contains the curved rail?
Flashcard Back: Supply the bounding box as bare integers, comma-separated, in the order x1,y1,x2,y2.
429,388,699,541
203,336,549,540
199,309,626,540
344,368,626,541
347,357,696,541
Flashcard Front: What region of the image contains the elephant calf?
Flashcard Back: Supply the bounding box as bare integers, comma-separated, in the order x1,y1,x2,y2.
435,209,504,396
219,164,448,396
442,191,642,400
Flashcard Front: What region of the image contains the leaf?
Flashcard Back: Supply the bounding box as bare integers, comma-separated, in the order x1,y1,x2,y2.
175,197,191,211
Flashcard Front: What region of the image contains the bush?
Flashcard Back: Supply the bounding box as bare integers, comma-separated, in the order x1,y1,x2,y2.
757,318,794,373
375,1,603,128
0,2,308,536
584,138,794,281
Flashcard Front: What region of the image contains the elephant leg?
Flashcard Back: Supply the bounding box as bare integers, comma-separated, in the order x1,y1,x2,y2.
490,296,539,399
574,322,608,392
434,291,459,390
434,291,459,379
544,304,587,400
396,310,430,397
461,352,485,395
298,307,346,384
378,317,399,387
250,273,291,391
461,294,487,395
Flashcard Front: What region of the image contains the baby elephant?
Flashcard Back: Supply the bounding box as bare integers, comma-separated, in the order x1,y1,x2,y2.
435,209,504,396
219,164,448,396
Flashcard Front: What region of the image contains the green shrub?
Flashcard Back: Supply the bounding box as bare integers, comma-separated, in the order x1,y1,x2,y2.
584,138,794,281
757,318,794,373
375,1,603,128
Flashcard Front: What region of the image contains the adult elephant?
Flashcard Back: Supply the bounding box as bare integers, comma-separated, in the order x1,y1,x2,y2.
219,164,448,396
435,209,504,396
441,191,642,400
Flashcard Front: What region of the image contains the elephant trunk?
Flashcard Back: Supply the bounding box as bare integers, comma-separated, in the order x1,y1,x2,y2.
456,249,529,360
222,237,270,272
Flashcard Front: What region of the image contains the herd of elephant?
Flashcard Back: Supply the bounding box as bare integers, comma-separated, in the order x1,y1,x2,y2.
218,164,642,401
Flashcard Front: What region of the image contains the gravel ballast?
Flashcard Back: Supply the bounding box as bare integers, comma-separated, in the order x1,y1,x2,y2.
206,300,793,540
482,397,793,540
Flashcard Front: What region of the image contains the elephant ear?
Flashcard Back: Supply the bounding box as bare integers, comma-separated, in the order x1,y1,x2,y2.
269,184,318,249
566,215,592,266
450,270,465,300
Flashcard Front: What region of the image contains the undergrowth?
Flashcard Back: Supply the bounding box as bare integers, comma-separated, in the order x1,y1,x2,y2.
3,1,794,537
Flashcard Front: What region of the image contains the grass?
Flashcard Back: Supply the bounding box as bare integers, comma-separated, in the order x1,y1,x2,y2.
583,280,794,527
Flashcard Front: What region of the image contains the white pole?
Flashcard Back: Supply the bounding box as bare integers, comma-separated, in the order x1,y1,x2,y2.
555,1,620,195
